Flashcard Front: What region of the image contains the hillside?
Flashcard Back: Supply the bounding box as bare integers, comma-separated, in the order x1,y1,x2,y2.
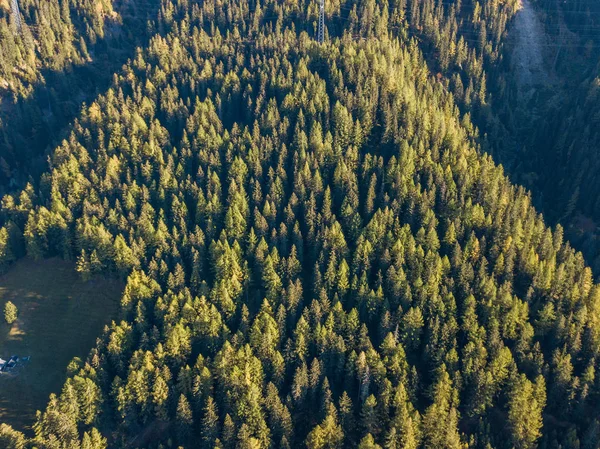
482,0,600,274
0,258,123,431
0,0,598,449
0,0,160,195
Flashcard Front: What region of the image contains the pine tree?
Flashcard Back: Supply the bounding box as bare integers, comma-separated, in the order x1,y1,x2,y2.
176,394,194,443
80,428,107,449
305,404,344,449
76,249,91,281
202,396,220,447
0,424,26,449
508,375,546,449
4,301,17,325
358,434,383,449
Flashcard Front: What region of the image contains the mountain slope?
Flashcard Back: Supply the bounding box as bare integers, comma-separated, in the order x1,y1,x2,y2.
0,0,598,448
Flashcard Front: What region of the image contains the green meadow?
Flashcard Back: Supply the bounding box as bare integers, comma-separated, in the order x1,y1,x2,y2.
0,258,123,432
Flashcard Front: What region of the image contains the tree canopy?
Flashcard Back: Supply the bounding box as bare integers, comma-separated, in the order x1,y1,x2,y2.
0,0,598,448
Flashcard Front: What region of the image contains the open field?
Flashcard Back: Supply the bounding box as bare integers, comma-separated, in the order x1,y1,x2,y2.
0,258,124,432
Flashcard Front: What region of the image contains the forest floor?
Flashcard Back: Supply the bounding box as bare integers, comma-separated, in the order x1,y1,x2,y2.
0,258,124,433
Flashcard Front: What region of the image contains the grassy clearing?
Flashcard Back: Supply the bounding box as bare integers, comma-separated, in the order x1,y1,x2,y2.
0,258,124,432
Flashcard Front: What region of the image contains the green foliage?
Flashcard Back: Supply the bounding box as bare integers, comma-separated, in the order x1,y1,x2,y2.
3,300,17,324
507,374,547,449
0,423,26,449
0,1,598,449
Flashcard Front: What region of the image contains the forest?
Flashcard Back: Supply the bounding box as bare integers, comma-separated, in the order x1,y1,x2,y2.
0,0,599,448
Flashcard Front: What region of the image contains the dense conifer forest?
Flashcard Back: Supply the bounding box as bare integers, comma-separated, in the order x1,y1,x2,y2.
487,0,600,274
0,0,599,448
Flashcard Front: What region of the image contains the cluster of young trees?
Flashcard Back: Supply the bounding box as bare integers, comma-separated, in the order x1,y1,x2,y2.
0,0,598,448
